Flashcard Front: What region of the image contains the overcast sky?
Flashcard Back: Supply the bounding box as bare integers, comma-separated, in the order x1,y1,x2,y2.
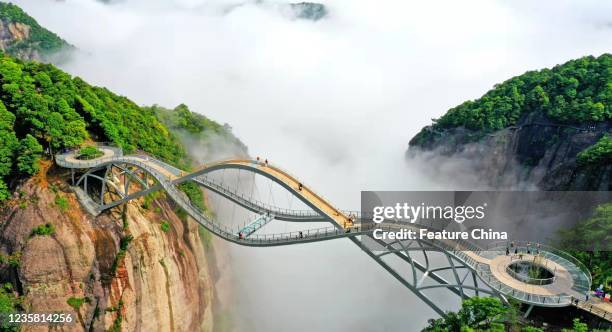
13,0,612,330
15,0,612,207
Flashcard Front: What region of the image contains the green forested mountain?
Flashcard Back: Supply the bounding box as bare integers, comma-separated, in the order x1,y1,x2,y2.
432,54,610,131
152,103,247,155
0,3,244,204
0,54,224,200
559,203,612,293
0,2,71,61
410,54,611,167
578,134,612,166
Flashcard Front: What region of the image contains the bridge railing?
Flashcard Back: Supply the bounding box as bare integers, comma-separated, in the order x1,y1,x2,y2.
55,144,124,168
479,265,575,306
194,176,320,217
63,146,349,222
56,151,340,243
57,147,594,307
139,168,594,306
56,155,122,169
126,153,328,220
486,240,592,291
504,263,556,286
395,227,583,307
250,161,350,219
132,151,184,176
155,167,374,244
573,300,612,321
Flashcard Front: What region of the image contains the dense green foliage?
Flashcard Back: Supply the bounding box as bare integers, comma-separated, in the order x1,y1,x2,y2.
0,55,187,201
30,223,55,237
0,2,70,57
0,284,19,331
15,134,42,176
423,297,510,331
110,235,133,276
562,319,589,332
178,182,205,211
151,104,247,161
559,203,612,293
0,7,243,208
0,252,20,268
54,194,68,212
73,81,186,163
66,296,89,310
0,100,17,200
432,54,610,131
153,104,224,136
422,297,595,332
160,220,170,233
105,299,124,332
154,104,246,209
141,191,163,210
77,145,102,160
577,134,612,166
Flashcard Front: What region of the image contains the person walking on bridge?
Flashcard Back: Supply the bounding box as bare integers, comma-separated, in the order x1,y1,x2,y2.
526,242,532,254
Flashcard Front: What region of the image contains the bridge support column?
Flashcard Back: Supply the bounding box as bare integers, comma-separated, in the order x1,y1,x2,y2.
350,236,448,317
123,164,131,196
100,165,111,204
523,304,534,318
446,253,465,299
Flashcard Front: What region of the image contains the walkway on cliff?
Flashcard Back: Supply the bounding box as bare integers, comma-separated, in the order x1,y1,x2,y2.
54,145,609,322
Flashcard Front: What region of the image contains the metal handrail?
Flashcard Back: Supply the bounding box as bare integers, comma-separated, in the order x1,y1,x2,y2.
505,262,556,286
487,240,592,289
55,147,594,307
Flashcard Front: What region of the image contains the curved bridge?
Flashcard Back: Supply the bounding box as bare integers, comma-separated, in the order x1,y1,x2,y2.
55,145,606,320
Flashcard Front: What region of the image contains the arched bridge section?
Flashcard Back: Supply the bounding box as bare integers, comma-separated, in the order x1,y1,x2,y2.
55,145,606,320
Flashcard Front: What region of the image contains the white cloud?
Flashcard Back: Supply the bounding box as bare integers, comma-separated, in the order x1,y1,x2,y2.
13,0,612,329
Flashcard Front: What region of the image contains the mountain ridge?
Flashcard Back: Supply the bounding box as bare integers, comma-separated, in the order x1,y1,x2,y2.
0,2,72,62
408,54,611,190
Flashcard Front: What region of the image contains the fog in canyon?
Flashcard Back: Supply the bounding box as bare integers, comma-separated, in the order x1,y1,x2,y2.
13,0,612,330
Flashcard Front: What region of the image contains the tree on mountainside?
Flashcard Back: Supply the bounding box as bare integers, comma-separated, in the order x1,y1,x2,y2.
577,134,612,166
16,134,42,176
0,101,18,199
0,53,191,201
414,54,610,137
0,2,71,59
558,203,612,293
422,297,512,332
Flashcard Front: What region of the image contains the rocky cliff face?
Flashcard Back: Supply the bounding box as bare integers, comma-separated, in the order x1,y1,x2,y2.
0,3,72,63
0,20,41,61
0,165,216,331
408,111,611,190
